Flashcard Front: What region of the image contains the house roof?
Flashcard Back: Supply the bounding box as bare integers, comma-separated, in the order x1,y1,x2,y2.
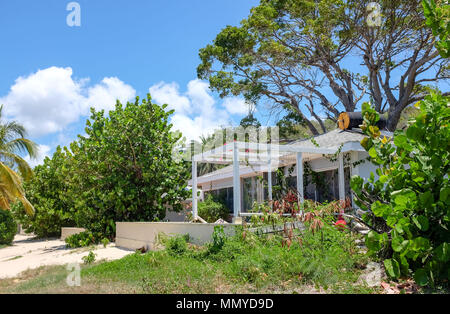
289,129,366,150
287,128,393,151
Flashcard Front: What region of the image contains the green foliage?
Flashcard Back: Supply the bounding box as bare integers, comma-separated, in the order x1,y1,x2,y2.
208,225,227,254
196,199,366,288
162,234,190,256
65,95,190,239
239,113,261,129
14,96,190,240
351,92,450,286
101,238,110,248
201,221,363,288
197,194,230,223
11,147,75,238
0,209,17,245
65,231,99,248
82,251,96,265
2,216,376,294
423,0,450,57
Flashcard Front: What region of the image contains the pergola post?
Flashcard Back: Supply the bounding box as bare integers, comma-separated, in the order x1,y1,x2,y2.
267,146,272,201
350,151,359,208
233,141,241,219
192,159,198,219
338,153,345,201
296,152,304,204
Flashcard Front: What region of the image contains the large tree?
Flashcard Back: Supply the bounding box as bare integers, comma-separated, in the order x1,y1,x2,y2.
198,0,449,133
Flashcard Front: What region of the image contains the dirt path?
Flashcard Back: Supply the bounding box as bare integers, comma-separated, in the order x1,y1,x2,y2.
0,235,134,279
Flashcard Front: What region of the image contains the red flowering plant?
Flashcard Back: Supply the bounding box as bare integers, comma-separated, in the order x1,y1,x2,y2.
248,188,351,249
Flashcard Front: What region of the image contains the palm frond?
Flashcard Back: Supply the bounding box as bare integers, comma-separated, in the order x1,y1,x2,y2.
0,162,34,215
0,151,34,180
2,138,38,159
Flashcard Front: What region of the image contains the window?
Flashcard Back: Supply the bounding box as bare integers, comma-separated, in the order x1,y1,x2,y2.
204,187,234,213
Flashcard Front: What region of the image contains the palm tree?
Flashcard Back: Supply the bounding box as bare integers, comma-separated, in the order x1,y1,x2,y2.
0,105,37,215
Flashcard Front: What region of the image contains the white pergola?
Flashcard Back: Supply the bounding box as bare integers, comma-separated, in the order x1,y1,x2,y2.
191,140,350,221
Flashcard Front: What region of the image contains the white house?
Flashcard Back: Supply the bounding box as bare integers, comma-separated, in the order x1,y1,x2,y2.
188,126,392,222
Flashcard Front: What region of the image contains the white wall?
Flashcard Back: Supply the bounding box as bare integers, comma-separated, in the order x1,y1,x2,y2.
115,222,237,251
357,151,380,182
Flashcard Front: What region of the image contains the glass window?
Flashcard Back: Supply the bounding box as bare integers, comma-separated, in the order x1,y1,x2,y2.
243,177,257,212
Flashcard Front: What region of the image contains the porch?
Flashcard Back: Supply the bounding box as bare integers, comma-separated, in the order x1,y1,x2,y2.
190,129,371,222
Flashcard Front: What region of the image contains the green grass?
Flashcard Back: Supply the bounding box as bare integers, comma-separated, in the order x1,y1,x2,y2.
0,225,384,294
6,255,22,261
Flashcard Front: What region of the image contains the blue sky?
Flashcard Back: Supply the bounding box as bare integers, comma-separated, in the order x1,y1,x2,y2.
0,1,447,167
0,0,260,165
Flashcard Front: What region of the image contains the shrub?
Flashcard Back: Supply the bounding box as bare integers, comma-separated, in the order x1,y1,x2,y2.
200,202,363,288
0,209,17,245
164,234,189,255
197,194,230,223
68,95,190,239
351,93,450,286
65,231,99,248
11,146,75,238
207,225,226,254
82,251,96,265
101,238,110,248
209,222,360,287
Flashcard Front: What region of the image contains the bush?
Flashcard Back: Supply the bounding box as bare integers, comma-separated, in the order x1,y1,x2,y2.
198,202,363,288
65,231,99,248
82,251,96,265
164,234,189,255
12,97,191,240
0,209,17,245
11,146,75,238
351,93,450,286
68,95,190,239
206,222,361,287
197,194,229,223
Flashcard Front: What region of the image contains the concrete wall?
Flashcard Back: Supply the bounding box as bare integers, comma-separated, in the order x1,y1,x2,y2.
115,222,238,251
60,227,86,240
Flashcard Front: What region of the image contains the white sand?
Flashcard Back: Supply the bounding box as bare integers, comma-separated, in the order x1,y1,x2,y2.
0,234,134,279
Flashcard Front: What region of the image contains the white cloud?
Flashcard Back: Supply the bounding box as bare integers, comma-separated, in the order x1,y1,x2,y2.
222,97,255,115
84,77,136,113
1,67,84,136
186,80,215,113
23,144,51,168
0,67,136,137
149,79,248,142
149,82,191,114
1,69,250,155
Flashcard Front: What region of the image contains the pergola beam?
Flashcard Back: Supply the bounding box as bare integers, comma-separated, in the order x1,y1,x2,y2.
192,141,342,162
